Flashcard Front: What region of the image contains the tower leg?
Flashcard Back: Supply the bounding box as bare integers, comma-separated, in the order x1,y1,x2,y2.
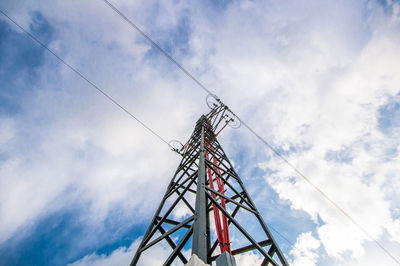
216,251,237,266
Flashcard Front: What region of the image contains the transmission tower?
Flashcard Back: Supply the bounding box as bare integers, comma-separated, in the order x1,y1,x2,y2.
131,97,288,266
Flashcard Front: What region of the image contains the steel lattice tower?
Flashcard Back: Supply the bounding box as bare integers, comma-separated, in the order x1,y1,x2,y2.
131,99,288,266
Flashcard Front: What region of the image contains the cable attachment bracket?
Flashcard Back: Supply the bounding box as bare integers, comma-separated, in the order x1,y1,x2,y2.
168,140,185,155
206,94,241,129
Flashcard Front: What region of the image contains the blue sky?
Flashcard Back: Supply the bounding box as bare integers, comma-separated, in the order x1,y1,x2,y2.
0,0,400,265
0,14,48,115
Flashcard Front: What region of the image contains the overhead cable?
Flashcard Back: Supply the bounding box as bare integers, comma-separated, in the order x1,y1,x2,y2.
100,2,400,264
241,120,400,265
0,9,170,148
102,0,212,95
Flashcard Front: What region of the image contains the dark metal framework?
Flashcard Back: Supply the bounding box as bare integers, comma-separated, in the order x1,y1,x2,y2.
131,103,288,266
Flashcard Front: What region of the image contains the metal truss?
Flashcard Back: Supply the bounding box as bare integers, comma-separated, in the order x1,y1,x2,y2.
131,103,288,266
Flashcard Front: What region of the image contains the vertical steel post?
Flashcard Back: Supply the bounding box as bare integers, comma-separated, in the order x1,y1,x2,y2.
192,118,208,262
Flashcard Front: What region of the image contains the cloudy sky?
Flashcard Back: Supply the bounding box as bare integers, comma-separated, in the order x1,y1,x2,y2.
1,0,400,265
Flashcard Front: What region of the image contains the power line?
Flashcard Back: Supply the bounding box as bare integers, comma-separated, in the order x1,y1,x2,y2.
2,7,305,265
101,2,400,264
241,120,400,265
0,8,170,148
102,0,212,95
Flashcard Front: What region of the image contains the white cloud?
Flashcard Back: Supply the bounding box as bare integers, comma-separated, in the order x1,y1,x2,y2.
1,0,400,265
0,0,204,246
290,232,320,266
234,252,263,266
0,117,15,146
187,0,400,263
68,238,184,266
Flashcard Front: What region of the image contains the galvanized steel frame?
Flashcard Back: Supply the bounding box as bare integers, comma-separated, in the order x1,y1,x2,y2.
131,110,288,266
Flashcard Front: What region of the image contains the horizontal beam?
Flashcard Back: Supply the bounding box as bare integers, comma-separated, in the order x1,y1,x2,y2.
155,216,192,229
209,239,273,261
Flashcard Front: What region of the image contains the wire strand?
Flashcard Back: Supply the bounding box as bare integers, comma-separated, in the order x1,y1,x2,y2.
102,0,212,95
101,2,400,264
241,120,400,265
0,8,170,147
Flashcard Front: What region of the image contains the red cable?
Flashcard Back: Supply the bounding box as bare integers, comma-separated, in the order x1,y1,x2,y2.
205,147,225,253
205,112,231,254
